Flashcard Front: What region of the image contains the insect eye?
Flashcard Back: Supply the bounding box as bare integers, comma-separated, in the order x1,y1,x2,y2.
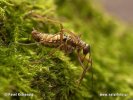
83,45,90,55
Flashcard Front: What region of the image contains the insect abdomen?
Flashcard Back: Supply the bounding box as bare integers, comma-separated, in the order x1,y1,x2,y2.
32,30,61,47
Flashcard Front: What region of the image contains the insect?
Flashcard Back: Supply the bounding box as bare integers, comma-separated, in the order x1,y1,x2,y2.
31,25,92,85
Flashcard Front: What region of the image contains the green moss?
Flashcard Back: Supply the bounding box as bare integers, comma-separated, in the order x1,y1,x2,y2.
0,0,133,100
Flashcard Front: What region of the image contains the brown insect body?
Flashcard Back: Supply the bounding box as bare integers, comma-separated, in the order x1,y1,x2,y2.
32,30,61,47
32,29,89,55
32,29,92,85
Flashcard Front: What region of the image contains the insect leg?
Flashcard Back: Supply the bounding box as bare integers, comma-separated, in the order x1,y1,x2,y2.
59,23,64,44
58,24,69,54
47,23,64,56
77,50,86,69
16,42,39,45
76,50,92,85
47,43,64,56
77,57,92,86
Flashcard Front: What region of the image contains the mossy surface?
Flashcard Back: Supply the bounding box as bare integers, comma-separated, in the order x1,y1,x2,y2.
0,0,133,100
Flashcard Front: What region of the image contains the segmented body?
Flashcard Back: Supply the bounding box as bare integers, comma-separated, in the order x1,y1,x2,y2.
31,29,89,54
32,30,61,47
32,29,91,85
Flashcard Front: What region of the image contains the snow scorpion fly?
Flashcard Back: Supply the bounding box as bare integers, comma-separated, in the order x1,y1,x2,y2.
31,24,92,85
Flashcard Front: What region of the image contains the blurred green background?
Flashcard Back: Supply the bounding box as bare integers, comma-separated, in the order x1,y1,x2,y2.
0,0,133,100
